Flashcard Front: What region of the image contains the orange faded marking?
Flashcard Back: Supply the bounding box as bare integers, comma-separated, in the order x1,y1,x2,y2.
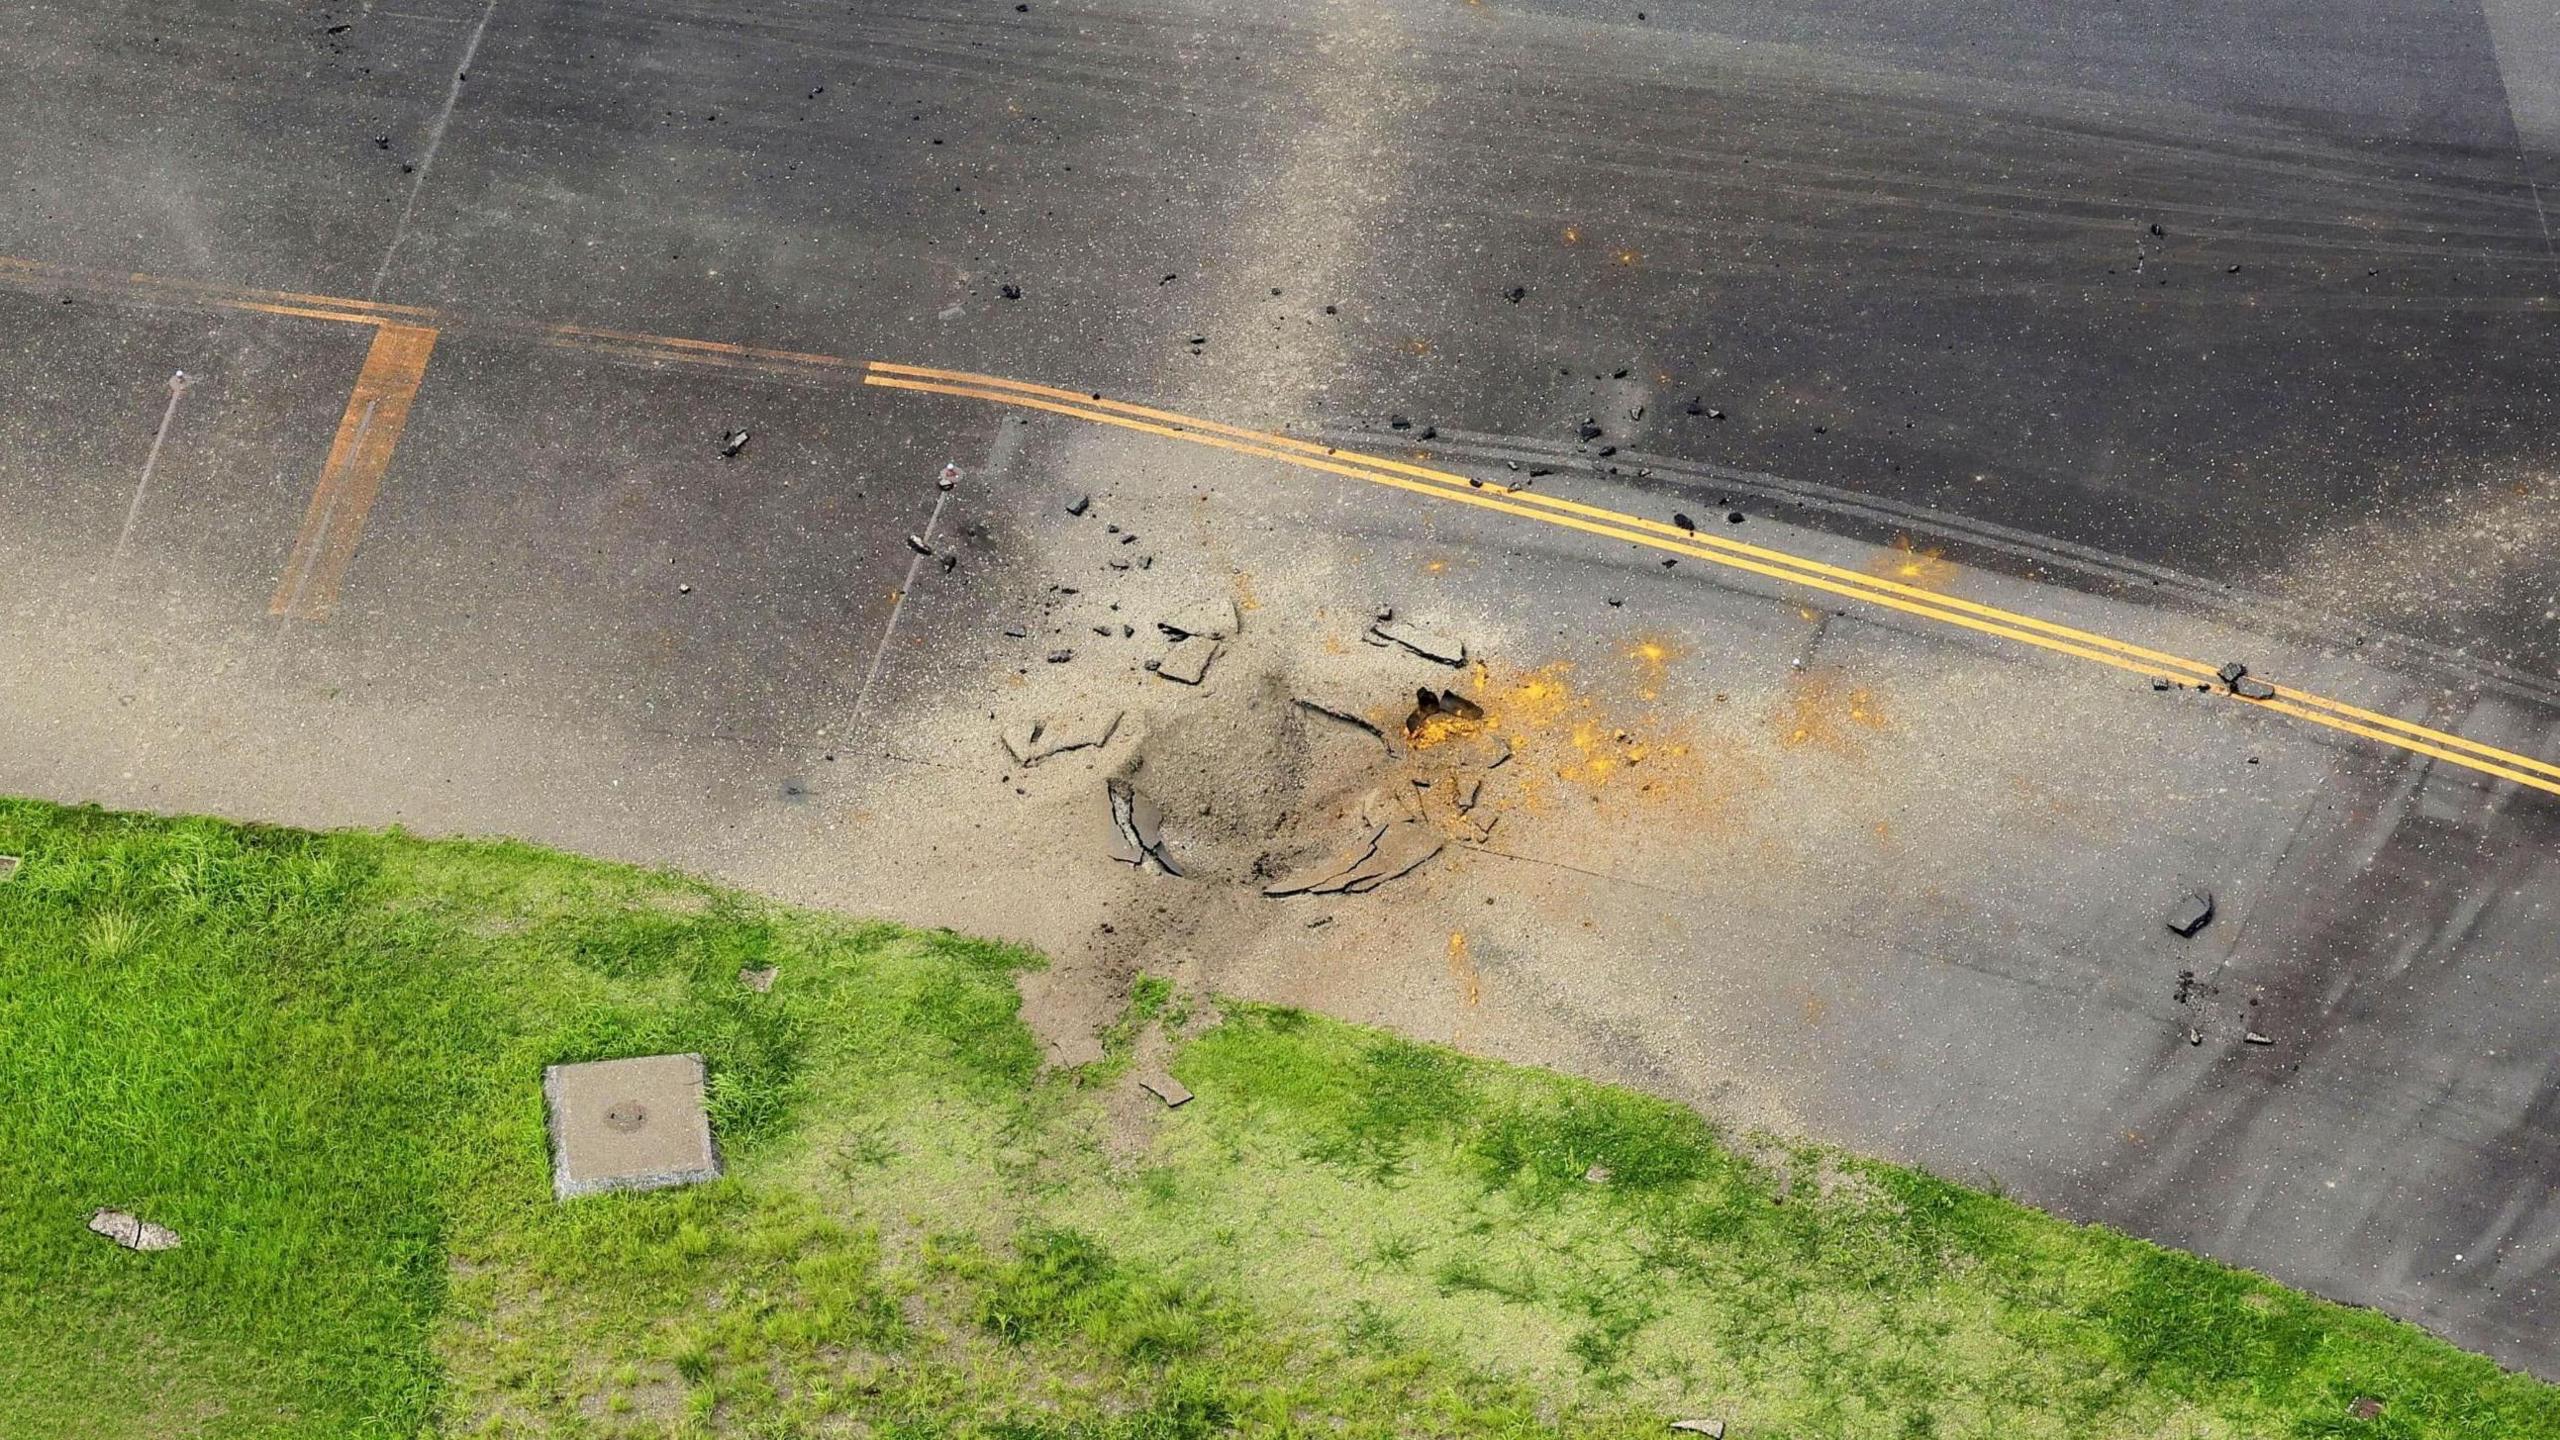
269,324,439,619
1446,931,1481,1009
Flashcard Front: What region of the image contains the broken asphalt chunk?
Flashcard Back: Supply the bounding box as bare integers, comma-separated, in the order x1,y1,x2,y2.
1157,597,1239,641
905,534,933,556
1137,1072,1193,1107
718,428,750,458
1293,696,1391,747
87,1208,181,1252
2245,1031,2274,1046
1404,687,1485,736
1368,618,1467,666
2234,676,2276,700
1105,778,1182,875
1155,636,1221,685
1002,710,1123,766
1262,820,1444,896
2164,890,2215,937
1066,493,1090,516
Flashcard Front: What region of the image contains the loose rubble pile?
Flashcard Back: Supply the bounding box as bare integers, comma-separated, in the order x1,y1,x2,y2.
975,481,1540,909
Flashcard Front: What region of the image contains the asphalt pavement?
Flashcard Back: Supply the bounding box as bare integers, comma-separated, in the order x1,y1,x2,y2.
3,0,2557,1381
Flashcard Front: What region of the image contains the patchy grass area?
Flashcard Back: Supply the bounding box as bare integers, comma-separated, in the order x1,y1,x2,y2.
0,798,2553,1439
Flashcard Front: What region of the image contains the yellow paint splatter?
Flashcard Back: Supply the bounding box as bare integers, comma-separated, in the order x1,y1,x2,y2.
1562,224,1582,245
1232,571,1262,612
1613,248,1642,267
1625,635,1683,700
1774,671,1890,755
1869,534,1956,590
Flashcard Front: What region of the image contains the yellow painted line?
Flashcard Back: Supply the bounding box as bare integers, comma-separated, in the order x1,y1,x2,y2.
541,322,857,370
870,361,2560,787
9,251,2548,788
0,255,432,327
862,365,2560,800
867,363,2230,679
269,324,440,619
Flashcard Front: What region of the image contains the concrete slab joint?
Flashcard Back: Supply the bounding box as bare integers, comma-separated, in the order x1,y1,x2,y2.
542,1052,723,1201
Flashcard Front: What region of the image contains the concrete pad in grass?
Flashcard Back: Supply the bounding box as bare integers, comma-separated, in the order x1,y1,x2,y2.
542,1053,721,1201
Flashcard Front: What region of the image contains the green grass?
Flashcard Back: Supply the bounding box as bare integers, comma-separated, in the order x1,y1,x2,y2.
0,797,2552,1438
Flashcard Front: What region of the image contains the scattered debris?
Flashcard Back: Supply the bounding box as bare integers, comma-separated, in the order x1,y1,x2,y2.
739,966,778,993
0,855,20,882
1002,624,1028,638
1137,1072,1193,1108
86,1208,181,1252
938,462,963,490
2150,677,2173,691
718,428,750,458
1105,779,1183,875
1002,710,1123,765
1504,285,1527,303
1404,687,1485,737
1368,617,1467,666
1066,493,1090,516
2164,890,2215,938
1668,1423,1725,1438
1673,512,1696,532
905,534,933,556
1583,1163,1613,1184
2215,661,2277,700
1263,820,1443,896
1305,915,1334,928
998,283,1022,300
1456,776,1483,812
1157,597,1239,641
1156,636,1221,685
2349,1397,2384,1421
1045,649,1074,664
2187,1026,2204,1046
2245,1031,2274,1046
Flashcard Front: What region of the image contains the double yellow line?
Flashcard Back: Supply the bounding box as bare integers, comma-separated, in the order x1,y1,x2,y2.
862,360,2560,800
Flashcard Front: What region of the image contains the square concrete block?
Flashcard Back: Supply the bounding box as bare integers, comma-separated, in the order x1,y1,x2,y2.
542,1053,722,1201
